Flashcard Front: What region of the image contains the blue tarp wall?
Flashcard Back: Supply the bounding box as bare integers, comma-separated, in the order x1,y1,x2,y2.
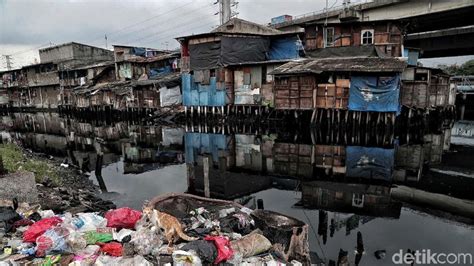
346,146,394,181
269,36,302,60
182,74,227,106
185,132,229,164
348,74,401,113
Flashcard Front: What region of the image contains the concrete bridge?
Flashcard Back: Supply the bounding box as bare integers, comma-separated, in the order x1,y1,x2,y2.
274,0,474,58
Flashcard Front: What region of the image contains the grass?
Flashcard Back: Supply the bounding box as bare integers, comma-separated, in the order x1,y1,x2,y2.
0,143,61,185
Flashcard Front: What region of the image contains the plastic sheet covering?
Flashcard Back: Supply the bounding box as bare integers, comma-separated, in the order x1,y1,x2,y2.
221,36,270,65
131,47,146,57
189,42,221,70
182,75,226,106
160,86,182,107
149,66,172,78
348,75,401,113
185,132,229,163
346,146,394,181
162,127,184,146
269,36,301,60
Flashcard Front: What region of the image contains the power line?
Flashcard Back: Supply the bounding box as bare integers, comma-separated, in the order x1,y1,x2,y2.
109,3,216,46
141,20,218,48
122,9,219,46
87,0,196,45
9,42,53,56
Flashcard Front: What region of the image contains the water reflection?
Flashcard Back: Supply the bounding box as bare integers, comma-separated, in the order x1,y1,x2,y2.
1,112,474,265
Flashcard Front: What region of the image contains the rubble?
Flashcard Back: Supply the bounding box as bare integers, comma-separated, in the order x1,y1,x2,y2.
0,194,308,265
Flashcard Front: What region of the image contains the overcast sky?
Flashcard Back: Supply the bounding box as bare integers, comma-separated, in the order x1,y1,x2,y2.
1,0,472,70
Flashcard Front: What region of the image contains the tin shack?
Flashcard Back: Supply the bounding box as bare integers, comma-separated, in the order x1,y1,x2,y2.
270,53,407,124
177,18,303,117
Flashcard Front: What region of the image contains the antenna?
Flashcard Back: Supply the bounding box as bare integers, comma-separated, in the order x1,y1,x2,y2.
105,34,108,49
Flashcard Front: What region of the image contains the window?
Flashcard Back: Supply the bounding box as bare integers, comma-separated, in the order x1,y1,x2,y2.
352,194,365,208
324,27,335,47
361,29,374,45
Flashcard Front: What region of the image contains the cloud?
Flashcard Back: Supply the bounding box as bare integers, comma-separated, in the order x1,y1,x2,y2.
1,0,472,69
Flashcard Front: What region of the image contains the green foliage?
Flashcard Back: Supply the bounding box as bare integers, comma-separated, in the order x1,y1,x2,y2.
439,59,474,76
0,143,61,185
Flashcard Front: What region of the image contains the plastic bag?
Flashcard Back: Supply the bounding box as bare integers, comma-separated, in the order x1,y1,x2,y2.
121,255,153,266
23,216,62,243
35,226,71,257
204,236,234,264
43,255,61,266
173,250,202,266
67,231,87,253
94,255,122,266
230,233,271,258
72,244,100,264
72,213,107,232
84,231,113,245
38,210,55,219
105,208,142,229
99,242,123,257
113,228,133,242
131,226,163,256
182,240,217,264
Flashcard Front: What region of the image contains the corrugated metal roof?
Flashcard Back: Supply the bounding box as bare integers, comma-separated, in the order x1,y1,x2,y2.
270,57,407,75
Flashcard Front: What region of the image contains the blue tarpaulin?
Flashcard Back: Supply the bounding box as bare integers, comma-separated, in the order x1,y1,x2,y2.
185,133,229,163
131,47,146,57
182,74,227,106
269,36,301,60
348,74,401,113
149,66,172,77
346,146,394,181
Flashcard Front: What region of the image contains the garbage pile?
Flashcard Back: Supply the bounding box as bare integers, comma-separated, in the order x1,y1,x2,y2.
1,199,305,265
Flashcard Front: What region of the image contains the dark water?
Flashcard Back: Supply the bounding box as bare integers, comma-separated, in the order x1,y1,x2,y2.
1,112,474,265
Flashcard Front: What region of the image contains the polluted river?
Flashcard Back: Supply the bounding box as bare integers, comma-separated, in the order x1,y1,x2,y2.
1,112,474,265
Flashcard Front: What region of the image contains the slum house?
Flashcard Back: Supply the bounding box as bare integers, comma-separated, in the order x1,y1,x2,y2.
270,53,407,125
400,66,455,122
273,2,405,57
177,18,304,118
0,68,26,110
72,46,181,116
72,72,181,117
3,42,114,111
58,61,116,112
113,45,179,81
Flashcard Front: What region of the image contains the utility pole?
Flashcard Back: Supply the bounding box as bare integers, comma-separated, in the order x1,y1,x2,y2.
2,55,13,70
219,0,231,25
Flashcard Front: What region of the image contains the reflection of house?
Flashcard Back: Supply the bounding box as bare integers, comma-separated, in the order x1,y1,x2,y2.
346,146,394,181
299,181,401,218
122,128,185,174
178,18,302,111
272,143,313,178
313,145,346,175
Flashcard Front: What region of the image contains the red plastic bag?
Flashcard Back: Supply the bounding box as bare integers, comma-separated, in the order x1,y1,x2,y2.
23,216,62,243
204,236,233,264
105,207,141,229
99,242,123,257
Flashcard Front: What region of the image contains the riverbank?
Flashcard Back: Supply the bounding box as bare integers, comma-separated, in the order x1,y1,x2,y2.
0,142,115,214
